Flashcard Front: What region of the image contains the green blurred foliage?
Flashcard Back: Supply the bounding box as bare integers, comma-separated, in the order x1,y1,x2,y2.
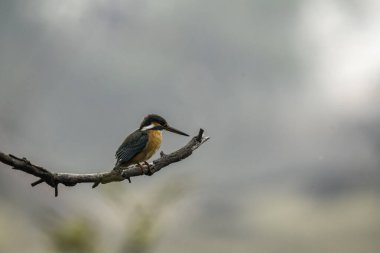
37,178,188,253
121,209,156,253
49,218,98,253
120,179,187,253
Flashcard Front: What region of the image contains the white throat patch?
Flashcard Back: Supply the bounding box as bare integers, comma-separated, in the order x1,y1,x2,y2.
141,123,156,131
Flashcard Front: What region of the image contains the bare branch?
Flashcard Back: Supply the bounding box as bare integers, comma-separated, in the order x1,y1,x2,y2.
0,129,209,197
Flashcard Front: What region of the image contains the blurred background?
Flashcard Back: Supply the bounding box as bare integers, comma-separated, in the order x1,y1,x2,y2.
1,0,380,252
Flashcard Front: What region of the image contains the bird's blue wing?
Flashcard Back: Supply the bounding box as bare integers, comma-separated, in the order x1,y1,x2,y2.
115,130,148,165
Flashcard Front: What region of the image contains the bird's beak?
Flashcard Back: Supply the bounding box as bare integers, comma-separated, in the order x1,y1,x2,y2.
164,125,189,136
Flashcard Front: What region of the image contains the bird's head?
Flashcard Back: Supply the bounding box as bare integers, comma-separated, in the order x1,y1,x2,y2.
139,114,189,136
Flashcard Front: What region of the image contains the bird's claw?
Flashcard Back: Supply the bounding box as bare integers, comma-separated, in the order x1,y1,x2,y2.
137,162,153,176
144,161,154,176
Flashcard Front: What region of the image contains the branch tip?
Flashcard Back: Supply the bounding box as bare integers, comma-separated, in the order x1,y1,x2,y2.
197,128,204,142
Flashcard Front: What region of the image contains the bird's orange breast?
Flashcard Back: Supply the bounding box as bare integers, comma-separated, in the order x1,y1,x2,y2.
131,130,162,164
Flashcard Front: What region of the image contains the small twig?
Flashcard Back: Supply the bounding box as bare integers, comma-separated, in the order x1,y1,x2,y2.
31,179,44,187
0,128,209,197
55,184,58,197
197,128,204,142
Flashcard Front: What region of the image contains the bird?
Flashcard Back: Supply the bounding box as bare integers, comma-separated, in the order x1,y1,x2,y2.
114,114,189,175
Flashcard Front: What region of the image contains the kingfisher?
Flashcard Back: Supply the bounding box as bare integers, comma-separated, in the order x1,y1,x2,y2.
115,114,189,174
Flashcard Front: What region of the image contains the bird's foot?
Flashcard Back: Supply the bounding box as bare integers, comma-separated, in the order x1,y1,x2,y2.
144,161,154,176
137,163,145,175
137,162,153,176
